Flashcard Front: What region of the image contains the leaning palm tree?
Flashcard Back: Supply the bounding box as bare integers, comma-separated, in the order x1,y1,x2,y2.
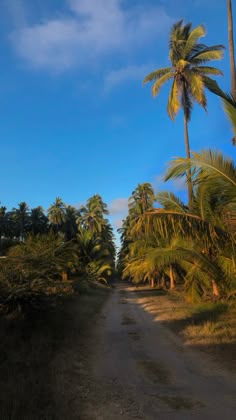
227,0,236,96
143,20,224,207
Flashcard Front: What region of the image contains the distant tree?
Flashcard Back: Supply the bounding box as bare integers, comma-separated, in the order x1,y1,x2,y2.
30,206,48,235
12,202,30,240
63,206,78,241
48,197,66,232
78,194,108,234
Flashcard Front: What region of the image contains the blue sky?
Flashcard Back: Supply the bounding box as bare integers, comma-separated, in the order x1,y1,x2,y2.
0,0,235,231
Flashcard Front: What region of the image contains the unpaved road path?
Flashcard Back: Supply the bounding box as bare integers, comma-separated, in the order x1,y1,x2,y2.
78,284,236,419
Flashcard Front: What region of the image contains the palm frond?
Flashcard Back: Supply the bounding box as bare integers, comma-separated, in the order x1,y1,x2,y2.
184,71,206,108
156,191,186,212
183,24,206,58
143,67,172,84
167,78,180,119
165,150,236,190
151,72,173,97
222,96,236,142
193,66,223,76
191,45,224,63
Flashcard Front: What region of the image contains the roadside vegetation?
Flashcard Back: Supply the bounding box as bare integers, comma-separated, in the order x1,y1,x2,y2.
118,17,236,305
134,287,236,371
0,1,236,417
0,194,115,316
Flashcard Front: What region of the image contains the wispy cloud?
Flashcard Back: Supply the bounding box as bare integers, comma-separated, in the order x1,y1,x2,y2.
108,197,128,216
152,174,186,194
104,64,153,91
108,197,128,233
10,0,173,72
113,218,124,230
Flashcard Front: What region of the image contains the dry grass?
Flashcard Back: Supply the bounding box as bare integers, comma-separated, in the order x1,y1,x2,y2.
135,289,236,372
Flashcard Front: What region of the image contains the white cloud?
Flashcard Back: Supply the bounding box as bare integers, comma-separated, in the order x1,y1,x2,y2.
104,64,153,91
113,218,124,230
10,0,173,72
108,197,128,215
108,197,129,234
152,174,186,193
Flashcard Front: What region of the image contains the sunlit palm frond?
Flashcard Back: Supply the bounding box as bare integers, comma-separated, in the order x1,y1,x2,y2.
143,67,172,84
156,191,186,212
151,72,173,96
184,71,206,108
167,79,180,120
183,24,206,58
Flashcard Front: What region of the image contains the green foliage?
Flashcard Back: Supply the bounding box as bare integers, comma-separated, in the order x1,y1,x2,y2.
119,150,236,303
0,234,76,313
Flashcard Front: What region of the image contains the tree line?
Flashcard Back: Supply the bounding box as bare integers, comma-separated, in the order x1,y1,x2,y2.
0,195,116,314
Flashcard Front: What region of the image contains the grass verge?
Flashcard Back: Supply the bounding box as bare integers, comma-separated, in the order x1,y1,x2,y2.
136,290,236,372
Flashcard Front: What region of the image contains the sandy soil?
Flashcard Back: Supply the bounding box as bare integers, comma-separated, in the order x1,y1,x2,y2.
59,284,236,419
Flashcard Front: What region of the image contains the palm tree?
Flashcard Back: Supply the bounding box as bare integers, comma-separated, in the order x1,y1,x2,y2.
143,20,224,207
78,194,108,235
30,206,48,235
48,197,66,232
63,205,78,241
120,150,236,300
12,202,30,240
227,0,236,96
149,150,236,299
76,228,114,283
129,183,155,215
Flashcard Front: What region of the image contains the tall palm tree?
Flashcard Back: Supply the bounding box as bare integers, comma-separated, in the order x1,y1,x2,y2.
227,0,236,96
129,183,155,215
78,194,108,234
143,20,224,207
48,197,66,232
30,206,48,235
12,202,30,240
63,205,78,241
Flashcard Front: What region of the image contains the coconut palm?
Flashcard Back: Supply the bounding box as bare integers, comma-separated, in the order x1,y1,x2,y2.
12,202,30,240
48,197,66,232
63,205,79,241
129,183,155,215
30,206,48,235
120,150,236,301
78,194,108,234
227,0,236,96
143,20,224,207
76,227,114,283
147,150,236,299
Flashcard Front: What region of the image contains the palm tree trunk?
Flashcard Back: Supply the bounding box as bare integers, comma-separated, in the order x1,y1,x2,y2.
169,265,175,289
227,0,236,97
184,112,193,208
211,280,220,298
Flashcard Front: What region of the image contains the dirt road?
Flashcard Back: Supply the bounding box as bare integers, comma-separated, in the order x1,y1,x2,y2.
77,283,236,419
